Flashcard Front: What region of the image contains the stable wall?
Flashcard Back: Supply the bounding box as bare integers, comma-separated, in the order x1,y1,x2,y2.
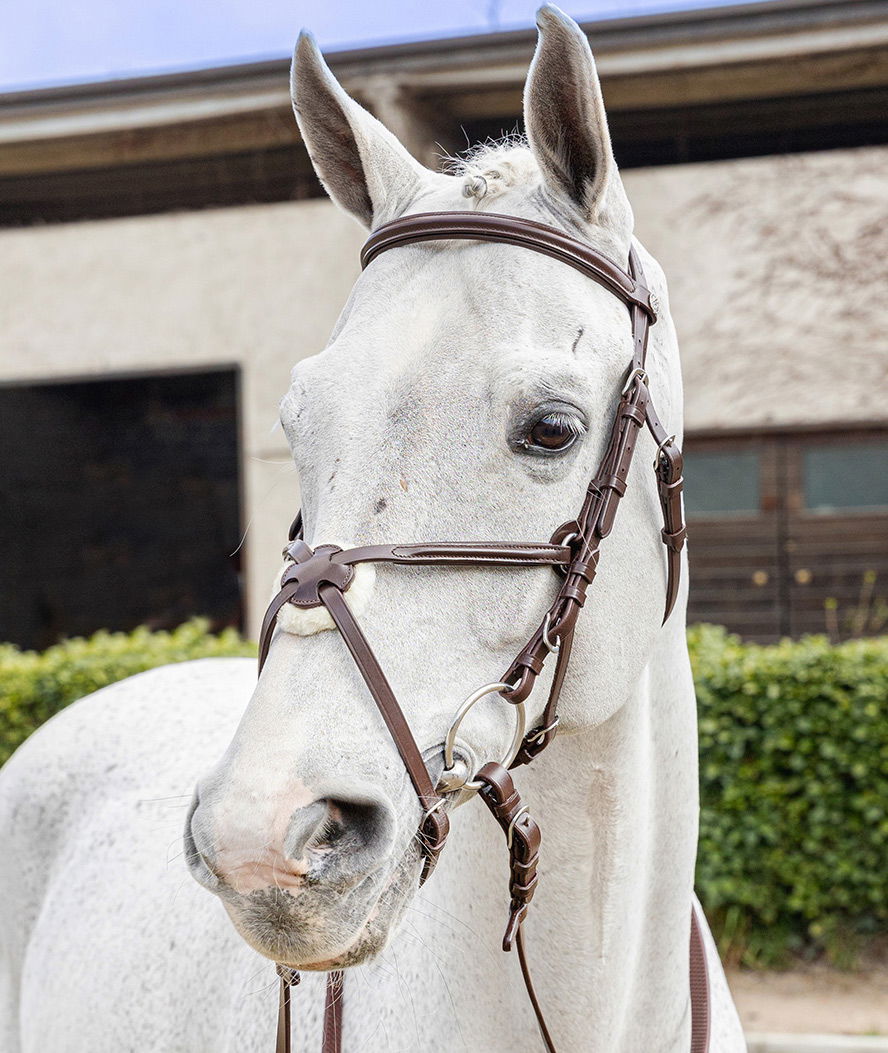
1,144,885,637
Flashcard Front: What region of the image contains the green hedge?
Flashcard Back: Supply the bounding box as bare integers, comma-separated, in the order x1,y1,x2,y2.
1,619,885,965
692,624,888,966
0,619,255,767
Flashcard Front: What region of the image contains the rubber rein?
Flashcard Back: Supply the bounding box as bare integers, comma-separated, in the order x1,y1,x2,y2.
257,210,709,1053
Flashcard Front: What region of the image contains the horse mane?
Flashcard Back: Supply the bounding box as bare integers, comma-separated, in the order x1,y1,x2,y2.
441,134,542,203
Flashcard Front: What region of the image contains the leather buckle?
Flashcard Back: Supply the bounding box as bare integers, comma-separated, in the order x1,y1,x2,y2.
549,521,581,579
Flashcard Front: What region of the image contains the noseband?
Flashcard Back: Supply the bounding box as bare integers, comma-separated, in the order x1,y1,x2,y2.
257,211,708,1053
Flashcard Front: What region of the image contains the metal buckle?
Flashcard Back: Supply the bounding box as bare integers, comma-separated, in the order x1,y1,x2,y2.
541,611,561,654
653,433,676,469
506,805,530,850
440,681,526,793
526,715,560,745
621,367,648,395
423,798,446,821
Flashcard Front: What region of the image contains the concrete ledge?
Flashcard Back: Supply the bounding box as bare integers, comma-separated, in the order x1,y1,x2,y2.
747,1035,888,1053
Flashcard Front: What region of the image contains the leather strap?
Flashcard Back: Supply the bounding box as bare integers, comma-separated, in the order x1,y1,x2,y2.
258,580,302,672
516,927,558,1053
511,625,574,767
276,976,293,1053
656,443,687,624
322,971,344,1053
475,763,556,1053
362,211,658,320
275,965,300,1053
276,909,709,1053
319,583,449,884
333,541,573,567
690,903,712,1053
276,970,344,1053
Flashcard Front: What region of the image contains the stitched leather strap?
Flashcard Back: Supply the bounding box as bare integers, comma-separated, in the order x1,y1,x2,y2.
362,211,658,320
334,542,573,567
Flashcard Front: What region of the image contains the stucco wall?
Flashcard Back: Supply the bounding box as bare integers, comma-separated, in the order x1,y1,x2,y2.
2,144,886,635
625,146,888,434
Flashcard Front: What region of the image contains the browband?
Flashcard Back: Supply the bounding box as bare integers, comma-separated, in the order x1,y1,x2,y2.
361,210,660,321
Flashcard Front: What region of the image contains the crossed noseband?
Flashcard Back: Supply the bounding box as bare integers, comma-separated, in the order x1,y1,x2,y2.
257,212,707,1053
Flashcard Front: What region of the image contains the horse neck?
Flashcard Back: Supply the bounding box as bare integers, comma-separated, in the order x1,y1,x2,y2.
391,612,699,1053
529,611,699,1051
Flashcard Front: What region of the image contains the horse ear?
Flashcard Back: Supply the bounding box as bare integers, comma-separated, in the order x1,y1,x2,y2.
524,6,632,242
291,32,432,229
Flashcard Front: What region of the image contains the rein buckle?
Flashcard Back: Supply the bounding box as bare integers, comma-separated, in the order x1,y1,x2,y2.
475,762,542,952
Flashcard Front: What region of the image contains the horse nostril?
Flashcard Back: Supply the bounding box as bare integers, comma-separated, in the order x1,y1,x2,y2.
285,787,396,885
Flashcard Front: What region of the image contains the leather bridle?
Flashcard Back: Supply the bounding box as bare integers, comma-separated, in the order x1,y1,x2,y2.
256,210,708,1053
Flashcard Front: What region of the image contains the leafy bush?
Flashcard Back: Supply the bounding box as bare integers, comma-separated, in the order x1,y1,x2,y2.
0,619,255,766
691,624,888,966
1,618,886,965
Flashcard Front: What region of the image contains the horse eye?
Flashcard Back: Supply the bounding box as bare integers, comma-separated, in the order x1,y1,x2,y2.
525,412,581,453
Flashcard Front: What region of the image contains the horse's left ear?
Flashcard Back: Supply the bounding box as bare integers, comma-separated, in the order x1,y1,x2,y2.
291,32,436,229
525,5,633,249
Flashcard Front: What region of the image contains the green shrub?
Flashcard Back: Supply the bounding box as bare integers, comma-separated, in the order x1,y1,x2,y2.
2,619,886,966
0,618,255,766
691,624,888,966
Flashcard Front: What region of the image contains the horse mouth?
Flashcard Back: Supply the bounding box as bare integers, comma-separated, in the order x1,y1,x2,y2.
212,849,417,970
218,886,389,969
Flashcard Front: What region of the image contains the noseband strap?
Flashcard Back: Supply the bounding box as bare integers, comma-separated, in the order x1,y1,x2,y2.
260,210,700,1053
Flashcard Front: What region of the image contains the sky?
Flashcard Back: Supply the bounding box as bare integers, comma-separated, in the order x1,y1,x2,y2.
1,0,770,93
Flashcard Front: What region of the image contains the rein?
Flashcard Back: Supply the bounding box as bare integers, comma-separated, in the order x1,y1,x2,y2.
257,210,708,1053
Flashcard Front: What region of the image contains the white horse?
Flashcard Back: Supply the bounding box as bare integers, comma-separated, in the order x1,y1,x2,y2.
0,7,746,1052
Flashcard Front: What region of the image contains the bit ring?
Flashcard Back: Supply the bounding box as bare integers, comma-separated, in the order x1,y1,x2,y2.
441,681,526,793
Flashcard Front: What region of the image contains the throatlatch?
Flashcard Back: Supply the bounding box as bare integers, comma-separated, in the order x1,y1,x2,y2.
258,211,703,1053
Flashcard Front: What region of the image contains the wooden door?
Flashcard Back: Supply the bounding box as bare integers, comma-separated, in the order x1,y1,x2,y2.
683,436,785,641
783,430,888,639
683,429,888,641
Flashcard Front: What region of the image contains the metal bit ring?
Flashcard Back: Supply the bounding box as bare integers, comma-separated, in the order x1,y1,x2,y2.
441,682,526,793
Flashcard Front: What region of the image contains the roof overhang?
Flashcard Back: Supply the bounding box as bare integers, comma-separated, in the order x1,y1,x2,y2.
1,0,887,176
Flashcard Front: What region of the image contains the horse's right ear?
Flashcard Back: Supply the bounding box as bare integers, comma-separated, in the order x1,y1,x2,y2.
291,33,433,229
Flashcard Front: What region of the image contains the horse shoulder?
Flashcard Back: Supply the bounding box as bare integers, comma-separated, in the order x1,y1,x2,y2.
0,657,254,945
0,657,260,1053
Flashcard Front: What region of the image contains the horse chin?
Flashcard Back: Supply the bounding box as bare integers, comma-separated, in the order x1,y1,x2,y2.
218,850,418,970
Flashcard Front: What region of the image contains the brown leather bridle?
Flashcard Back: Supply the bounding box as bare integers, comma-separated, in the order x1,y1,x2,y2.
256,211,708,1053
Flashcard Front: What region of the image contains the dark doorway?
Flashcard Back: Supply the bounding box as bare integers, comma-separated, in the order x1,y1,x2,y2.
0,368,243,650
